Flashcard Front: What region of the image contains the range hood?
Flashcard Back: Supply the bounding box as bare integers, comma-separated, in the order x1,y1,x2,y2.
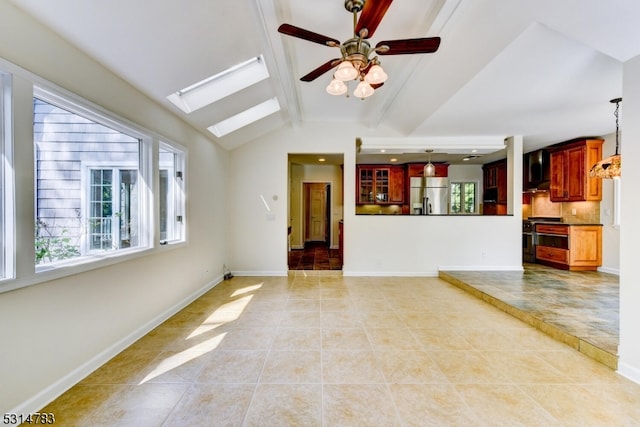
524,149,550,192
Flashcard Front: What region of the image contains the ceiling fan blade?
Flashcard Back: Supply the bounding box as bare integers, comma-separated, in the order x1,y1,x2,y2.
278,23,340,46
300,59,342,82
371,82,384,90
355,0,394,38
375,37,441,55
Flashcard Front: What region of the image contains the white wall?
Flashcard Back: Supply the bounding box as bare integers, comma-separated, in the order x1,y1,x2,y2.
0,3,229,412
229,126,523,276
618,54,640,382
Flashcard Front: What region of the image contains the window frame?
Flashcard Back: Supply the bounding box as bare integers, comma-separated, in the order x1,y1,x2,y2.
158,141,186,245
33,85,154,273
0,59,188,293
0,71,15,281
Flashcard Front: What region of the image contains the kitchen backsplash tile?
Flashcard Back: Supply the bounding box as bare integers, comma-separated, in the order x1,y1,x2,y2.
526,192,600,224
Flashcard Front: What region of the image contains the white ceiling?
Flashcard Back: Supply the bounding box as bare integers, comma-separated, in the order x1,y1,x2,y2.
8,0,640,164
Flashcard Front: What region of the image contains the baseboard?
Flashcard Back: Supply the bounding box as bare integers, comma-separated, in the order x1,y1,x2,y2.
617,360,640,385
597,266,620,275
9,274,223,417
232,270,288,276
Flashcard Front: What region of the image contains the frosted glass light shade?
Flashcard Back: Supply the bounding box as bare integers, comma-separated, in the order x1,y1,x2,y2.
424,162,436,177
326,78,348,96
353,81,375,99
364,65,387,84
334,61,358,81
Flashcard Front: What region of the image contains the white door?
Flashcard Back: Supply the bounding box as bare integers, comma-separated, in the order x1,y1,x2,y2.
307,183,327,242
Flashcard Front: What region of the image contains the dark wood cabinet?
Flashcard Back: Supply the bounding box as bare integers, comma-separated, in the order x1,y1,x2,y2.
549,138,603,202
482,159,507,214
356,165,404,204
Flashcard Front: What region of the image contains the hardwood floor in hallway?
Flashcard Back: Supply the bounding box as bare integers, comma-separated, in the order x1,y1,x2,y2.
288,241,342,271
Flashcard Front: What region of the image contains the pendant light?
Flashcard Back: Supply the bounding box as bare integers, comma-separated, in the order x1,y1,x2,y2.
424,149,435,177
590,98,622,179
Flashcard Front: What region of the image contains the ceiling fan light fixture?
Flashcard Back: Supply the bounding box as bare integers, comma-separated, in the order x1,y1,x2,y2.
353,81,375,99
334,61,358,81
326,78,348,96
364,64,387,84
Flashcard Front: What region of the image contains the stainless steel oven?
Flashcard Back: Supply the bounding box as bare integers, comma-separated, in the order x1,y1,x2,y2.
522,220,535,262
522,217,563,263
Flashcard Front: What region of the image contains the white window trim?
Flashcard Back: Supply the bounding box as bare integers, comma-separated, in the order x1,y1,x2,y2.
0,71,15,281
33,86,154,273
0,57,187,293
159,141,186,244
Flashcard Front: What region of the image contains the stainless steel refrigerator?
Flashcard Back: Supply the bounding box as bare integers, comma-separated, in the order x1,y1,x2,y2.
409,177,449,215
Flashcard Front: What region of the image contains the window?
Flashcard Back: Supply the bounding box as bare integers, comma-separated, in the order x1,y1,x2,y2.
87,168,138,251
34,90,149,267
159,142,185,243
450,181,478,214
0,71,14,279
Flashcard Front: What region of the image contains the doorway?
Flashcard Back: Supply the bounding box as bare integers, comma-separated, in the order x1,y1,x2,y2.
287,154,344,270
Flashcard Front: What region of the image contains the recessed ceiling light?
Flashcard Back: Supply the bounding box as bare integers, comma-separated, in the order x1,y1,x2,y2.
167,55,269,113
380,149,386,153
207,97,280,137
319,158,326,162
390,158,397,162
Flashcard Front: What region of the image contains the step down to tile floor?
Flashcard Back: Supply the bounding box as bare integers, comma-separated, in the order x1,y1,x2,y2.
439,270,618,370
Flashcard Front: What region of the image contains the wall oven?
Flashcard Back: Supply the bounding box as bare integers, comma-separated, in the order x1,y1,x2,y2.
522,220,535,262
522,217,563,263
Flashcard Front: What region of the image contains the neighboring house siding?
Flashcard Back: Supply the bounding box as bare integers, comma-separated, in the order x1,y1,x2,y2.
33,98,139,261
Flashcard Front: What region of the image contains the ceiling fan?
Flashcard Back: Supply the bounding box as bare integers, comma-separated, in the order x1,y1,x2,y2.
278,0,441,99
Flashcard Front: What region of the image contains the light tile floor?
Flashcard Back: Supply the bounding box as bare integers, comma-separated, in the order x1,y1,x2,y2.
42,274,640,426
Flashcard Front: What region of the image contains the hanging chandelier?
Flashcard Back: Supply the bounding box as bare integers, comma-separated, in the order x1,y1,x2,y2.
590,98,622,179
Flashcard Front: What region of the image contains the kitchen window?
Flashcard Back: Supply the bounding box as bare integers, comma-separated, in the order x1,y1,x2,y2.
450,181,478,214
34,88,151,268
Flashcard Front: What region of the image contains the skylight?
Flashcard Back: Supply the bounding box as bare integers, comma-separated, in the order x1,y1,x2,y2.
167,55,269,113
207,97,280,137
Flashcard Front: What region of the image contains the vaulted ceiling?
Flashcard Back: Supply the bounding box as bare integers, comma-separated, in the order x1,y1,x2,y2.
8,0,640,163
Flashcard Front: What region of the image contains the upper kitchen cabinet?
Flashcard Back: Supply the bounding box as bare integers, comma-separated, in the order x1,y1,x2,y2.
548,138,603,202
357,165,405,204
482,159,507,214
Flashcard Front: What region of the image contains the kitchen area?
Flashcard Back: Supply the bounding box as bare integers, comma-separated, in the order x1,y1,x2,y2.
522,138,605,271
355,136,611,272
